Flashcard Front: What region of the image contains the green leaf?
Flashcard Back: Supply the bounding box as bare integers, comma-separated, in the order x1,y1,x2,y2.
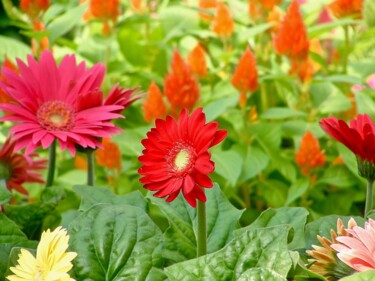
340,270,375,280
0,213,34,280
3,202,57,240
234,207,309,250
284,179,310,206
73,185,147,212
149,184,244,263
305,215,365,249
241,145,269,181
0,35,31,61
203,96,238,122
237,268,287,281
165,225,293,280
68,204,163,280
212,149,243,186
257,180,288,207
260,107,306,120
0,183,12,205
46,4,87,43
308,19,361,38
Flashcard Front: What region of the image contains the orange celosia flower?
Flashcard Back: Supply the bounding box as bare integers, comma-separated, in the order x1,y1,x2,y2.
343,93,357,120
199,0,217,20
187,43,208,78
295,131,326,175
328,0,363,19
96,138,122,171
0,57,18,105
31,19,49,56
20,0,49,19
267,6,284,33
87,0,121,35
231,47,258,108
212,2,234,38
164,50,200,116
273,0,310,62
130,0,148,13
74,155,87,170
249,0,283,20
143,81,167,122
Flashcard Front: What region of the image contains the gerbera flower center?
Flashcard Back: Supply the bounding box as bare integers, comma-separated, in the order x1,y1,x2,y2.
37,101,75,131
167,142,196,174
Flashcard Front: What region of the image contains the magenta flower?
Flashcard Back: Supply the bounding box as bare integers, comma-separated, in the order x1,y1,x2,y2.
332,219,375,272
0,51,129,155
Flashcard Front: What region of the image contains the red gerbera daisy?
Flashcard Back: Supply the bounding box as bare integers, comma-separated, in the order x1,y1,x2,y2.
138,108,227,207
0,51,128,156
320,114,375,179
0,138,46,195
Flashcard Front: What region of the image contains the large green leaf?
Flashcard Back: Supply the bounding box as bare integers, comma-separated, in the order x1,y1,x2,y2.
234,207,309,250
73,185,147,212
149,184,244,263
0,213,37,281
68,204,163,280
260,107,306,120
341,270,375,280
284,179,310,206
240,145,269,181
237,268,287,281
3,202,57,240
165,225,293,280
0,182,12,205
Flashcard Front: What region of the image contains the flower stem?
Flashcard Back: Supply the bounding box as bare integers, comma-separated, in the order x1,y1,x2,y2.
365,180,374,218
86,150,95,186
45,140,56,187
343,25,350,74
197,199,207,257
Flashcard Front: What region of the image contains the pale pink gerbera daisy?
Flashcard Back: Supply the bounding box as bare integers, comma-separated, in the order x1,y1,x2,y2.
331,219,375,272
0,51,131,155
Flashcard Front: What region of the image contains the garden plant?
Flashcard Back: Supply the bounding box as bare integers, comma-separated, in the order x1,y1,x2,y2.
1,0,375,280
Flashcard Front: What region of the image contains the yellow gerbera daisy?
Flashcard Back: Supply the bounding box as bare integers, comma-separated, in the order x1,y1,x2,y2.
7,226,77,281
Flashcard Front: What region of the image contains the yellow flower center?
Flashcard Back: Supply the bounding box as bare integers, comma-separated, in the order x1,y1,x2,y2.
174,149,190,171
37,101,75,131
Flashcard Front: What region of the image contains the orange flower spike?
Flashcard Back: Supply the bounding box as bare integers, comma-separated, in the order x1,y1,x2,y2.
20,0,49,19
0,58,18,105
274,0,310,61
187,43,208,78
96,138,122,171
267,6,284,34
143,81,167,122
295,131,326,175
74,156,88,170
231,47,258,107
212,2,234,38
89,0,120,22
199,0,217,20
262,0,283,10
328,0,363,19
164,50,200,115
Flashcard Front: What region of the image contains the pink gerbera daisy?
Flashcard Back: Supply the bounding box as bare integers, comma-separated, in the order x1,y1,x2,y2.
0,51,130,155
138,108,227,207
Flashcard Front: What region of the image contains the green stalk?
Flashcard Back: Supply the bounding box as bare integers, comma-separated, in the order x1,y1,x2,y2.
45,140,56,187
86,150,95,186
365,180,374,218
197,199,207,257
343,25,350,74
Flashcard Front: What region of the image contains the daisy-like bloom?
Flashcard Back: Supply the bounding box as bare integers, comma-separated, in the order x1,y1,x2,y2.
143,81,167,123
164,50,200,116
20,0,49,19
0,51,127,156
198,0,217,21
138,108,227,207
0,138,46,195
96,138,122,171
319,114,375,180
273,0,310,62
306,218,357,280
212,2,234,38
328,0,363,19
7,226,77,281
187,43,208,78
331,218,375,272
104,84,141,114
231,47,258,108
295,131,326,175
